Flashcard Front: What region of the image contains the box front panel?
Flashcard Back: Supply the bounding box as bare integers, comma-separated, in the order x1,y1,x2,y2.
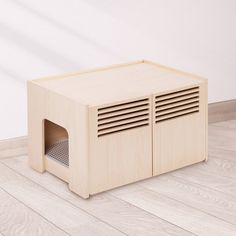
153,83,207,175
89,96,152,194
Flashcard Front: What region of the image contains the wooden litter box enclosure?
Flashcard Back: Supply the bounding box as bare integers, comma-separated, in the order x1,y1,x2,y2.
28,60,208,199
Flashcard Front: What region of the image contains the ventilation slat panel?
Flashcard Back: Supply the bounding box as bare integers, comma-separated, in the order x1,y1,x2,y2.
98,98,149,114
97,98,150,137
98,119,149,134
155,93,199,106
156,107,199,122
98,110,149,124
155,86,200,123
156,103,199,116
156,97,199,111
98,105,149,119
155,87,199,101
98,115,149,129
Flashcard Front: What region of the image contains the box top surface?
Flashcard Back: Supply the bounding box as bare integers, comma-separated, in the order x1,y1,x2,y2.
32,61,206,107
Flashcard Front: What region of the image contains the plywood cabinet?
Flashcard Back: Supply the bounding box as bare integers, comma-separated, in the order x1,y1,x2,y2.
28,60,208,198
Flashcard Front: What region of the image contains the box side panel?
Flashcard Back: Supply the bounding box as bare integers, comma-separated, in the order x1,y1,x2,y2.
28,81,89,198
153,83,207,175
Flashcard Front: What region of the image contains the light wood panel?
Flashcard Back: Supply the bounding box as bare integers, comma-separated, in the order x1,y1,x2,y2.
89,104,152,194
33,61,204,107
2,156,192,236
0,188,66,236
153,83,207,175
0,162,124,236
44,120,68,150
28,60,207,198
110,185,236,236
28,81,90,198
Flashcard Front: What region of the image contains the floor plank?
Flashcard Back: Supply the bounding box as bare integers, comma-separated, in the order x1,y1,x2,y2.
211,119,236,129
109,185,236,236
1,156,192,236
1,119,236,236
0,162,124,236
172,164,236,198
139,174,236,225
0,188,67,236
209,148,236,162
202,157,236,181
209,125,236,151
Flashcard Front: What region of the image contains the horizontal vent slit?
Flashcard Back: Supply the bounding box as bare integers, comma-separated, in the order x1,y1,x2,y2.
98,110,149,124
98,103,149,116
155,87,199,100
98,107,149,120
156,107,199,122
156,106,199,118
156,97,199,110
98,98,149,112
156,102,199,116
156,94,199,107
98,124,149,137
156,91,199,103
98,114,149,128
98,118,149,132
156,111,199,123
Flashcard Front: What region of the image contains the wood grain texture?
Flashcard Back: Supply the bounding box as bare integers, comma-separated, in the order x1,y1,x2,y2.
211,119,236,128
28,60,207,198
172,164,236,198
209,125,236,151
1,120,236,235
2,156,192,236
139,174,236,225
0,136,27,159
0,162,124,236
28,81,90,198
0,188,66,236
109,185,236,236
208,100,236,123
209,147,236,162
89,103,153,194
33,61,204,106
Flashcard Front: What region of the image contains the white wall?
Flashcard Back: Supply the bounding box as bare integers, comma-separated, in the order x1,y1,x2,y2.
0,0,235,140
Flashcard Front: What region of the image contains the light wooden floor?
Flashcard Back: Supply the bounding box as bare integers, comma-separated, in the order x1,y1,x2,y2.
1,120,236,236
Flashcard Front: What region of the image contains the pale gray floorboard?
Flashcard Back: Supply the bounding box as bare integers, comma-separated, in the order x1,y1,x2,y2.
109,184,236,236
211,119,236,129
209,125,236,152
1,156,192,236
172,164,236,198
209,147,236,162
139,174,236,225
1,120,236,235
0,188,67,236
0,163,124,236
